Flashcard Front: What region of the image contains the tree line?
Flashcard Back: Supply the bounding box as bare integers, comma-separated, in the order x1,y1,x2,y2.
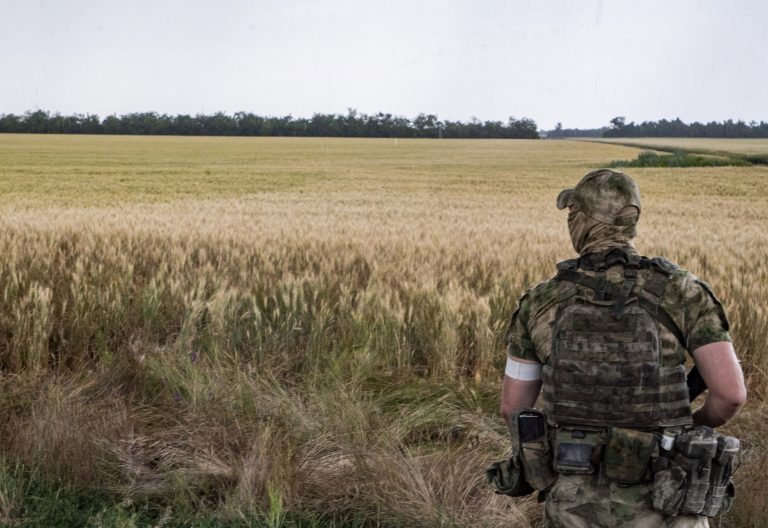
544,117,768,139
546,123,607,138
602,117,768,138
0,109,540,139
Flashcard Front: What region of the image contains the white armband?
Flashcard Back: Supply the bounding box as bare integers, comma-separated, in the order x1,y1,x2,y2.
505,357,542,381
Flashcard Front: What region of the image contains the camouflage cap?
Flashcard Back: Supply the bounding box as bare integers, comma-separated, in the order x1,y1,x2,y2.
556,169,641,225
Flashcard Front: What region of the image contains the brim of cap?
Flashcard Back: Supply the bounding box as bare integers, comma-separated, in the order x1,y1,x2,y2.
556,188,575,210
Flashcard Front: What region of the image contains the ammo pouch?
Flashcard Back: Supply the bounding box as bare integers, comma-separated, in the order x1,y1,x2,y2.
674,427,718,515
652,465,687,515
702,434,739,517
552,426,656,484
604,427,657,484
651,426,740,517
553,426,605,476
509,409,557,491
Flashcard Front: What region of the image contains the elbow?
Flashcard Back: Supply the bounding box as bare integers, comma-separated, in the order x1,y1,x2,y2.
720,395,746,421
712,384,747,418
729,384,747,409
723,381,748,410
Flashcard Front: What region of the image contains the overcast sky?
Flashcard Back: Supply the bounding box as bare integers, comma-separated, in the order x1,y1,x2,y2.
1,0,766,129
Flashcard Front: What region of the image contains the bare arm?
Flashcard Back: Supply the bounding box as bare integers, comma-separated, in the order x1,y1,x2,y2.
500,363,542,429
691,341,747,427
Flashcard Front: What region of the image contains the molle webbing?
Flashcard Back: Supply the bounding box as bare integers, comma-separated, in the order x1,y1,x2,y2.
546,260,693,429
554,267,687,348
542,363,692,427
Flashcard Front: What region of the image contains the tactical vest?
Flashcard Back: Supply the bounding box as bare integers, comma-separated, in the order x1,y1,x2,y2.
541,250,693,430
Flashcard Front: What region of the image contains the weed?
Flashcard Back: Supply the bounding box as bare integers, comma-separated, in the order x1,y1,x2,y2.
609,150,750,168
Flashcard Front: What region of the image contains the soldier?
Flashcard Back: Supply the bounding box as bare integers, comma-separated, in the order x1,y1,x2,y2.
500,169,746,528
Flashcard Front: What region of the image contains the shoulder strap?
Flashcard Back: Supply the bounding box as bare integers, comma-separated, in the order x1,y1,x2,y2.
636,296,688,348
647,257,679,276
558,253,679,275
554,268,609,293
555,268,688,349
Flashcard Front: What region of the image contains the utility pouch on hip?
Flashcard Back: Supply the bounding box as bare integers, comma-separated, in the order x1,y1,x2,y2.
510,409,557,491
674,427,718,515
604,427,657,484
554,427,604,475
702,435,740,517
485,458,534,497
652,465,687,516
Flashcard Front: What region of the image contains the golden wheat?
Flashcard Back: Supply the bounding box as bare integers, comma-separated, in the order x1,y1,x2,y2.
0,134,765,526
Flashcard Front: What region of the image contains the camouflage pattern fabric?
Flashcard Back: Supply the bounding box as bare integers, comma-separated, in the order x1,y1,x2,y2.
547,298,691,428
506,261,730,525
506,262,731,367
544,474,709,528
503,169,732,526
568,209,638,255
558,169,642,255
557,169,642,225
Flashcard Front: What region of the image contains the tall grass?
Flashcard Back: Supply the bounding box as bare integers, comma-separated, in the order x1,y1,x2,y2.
609,150,750,168
0,135,766,526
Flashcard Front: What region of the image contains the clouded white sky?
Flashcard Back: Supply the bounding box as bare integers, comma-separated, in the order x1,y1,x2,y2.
1,0,766,129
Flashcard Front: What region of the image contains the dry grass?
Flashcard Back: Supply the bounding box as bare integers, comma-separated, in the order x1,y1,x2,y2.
0,134,765,526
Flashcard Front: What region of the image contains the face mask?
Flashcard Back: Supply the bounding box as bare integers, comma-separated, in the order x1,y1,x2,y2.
567,210,598,254
567,210,639,255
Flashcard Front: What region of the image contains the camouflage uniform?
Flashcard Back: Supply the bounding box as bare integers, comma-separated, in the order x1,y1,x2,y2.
505,170,731,528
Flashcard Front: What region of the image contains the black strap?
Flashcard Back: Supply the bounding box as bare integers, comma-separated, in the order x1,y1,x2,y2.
612,268,638,320
556,269,613,295
556,269,688,349
637,296,688,349
575,248,641,272
558,251,678,276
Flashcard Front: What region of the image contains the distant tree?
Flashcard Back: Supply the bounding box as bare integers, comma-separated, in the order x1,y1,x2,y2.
610,116,626,129
413,113,439,137
102,115,123,134
81,114,101,134
0,113,22,133
25,110,51,133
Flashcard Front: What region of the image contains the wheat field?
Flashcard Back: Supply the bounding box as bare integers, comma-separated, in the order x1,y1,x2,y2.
0,134,766,527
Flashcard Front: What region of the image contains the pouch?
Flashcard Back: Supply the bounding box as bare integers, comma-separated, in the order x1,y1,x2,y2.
604,427,656,484
674,427,718,515
485,458,534,497
510,409,557,491
554,427,604,475
672,453,709,515
652,465,686,516
702,435,740,517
